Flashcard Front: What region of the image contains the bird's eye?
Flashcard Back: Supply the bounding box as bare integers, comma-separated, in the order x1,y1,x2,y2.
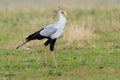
61,11,64,15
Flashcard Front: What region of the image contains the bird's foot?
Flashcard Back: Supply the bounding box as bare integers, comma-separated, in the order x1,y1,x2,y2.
54,64,58,69
44,62,48,67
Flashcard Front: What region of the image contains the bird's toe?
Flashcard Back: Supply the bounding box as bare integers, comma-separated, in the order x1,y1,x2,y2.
44,62,48,67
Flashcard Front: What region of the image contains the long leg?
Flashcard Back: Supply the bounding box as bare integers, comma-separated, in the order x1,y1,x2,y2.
43,39,50,67
50,39,57,68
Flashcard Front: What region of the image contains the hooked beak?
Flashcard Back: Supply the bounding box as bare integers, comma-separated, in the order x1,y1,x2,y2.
64,11,67,16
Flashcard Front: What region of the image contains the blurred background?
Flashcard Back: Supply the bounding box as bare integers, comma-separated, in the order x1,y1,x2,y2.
0,0,120,9
0,0,120,80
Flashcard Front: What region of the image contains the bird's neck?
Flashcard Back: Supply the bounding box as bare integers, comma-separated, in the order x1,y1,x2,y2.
57,15,66,24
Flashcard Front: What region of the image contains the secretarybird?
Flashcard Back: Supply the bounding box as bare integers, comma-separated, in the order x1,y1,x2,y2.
16,9,67,68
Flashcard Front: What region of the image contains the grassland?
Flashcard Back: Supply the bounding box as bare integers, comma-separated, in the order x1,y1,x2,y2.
0,7,120,80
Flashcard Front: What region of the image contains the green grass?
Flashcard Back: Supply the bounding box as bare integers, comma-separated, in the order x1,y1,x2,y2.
0,7,120,80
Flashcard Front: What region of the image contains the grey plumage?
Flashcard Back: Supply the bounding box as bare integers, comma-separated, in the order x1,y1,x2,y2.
40,24,57,37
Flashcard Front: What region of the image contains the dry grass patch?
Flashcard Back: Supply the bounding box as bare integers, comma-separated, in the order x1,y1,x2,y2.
58,23,96,50
65,23,96,43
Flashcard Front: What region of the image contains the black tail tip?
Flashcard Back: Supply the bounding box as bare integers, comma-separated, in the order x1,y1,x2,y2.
16,40,28,50
16,46,19,49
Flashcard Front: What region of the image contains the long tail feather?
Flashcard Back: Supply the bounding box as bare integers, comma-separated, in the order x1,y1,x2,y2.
16,28,44,49
16,41,28,49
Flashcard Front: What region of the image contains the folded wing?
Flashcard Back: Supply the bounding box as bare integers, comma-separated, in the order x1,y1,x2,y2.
40,24,57,37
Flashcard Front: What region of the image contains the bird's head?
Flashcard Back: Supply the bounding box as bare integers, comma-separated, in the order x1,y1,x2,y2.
58,10,67,16
52,7,67,19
